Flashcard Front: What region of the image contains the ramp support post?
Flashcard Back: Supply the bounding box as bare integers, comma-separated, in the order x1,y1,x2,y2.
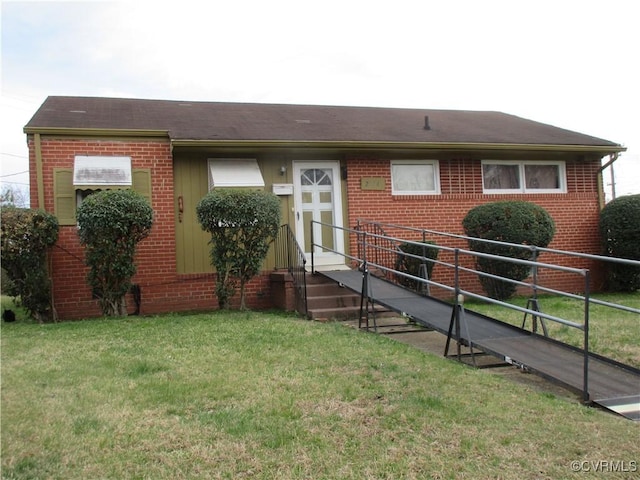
358,263,377,332
444,249,477,366
444,302,460,359
522,298,549,336
522,247,548,336
445,297,476,367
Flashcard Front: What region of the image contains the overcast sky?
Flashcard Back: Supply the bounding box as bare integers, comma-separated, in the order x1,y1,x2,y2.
2,0,639,204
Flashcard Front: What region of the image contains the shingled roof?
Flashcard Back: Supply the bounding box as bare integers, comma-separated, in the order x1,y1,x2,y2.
25,96,623,152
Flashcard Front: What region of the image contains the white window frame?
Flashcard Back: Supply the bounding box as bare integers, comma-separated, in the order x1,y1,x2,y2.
390,160,441,195
482,160,566,194
207,158,265,190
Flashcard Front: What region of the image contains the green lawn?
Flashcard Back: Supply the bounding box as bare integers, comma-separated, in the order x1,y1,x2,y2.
1,306,639,479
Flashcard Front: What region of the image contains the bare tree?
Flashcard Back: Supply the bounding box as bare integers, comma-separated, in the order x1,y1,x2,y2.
0,185,29,208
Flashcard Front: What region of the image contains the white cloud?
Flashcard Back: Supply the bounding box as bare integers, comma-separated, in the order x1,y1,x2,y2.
2,0,638,201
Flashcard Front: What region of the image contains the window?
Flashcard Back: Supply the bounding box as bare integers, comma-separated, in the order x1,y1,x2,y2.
73,156,132,186
54,164,151,226
482,161,566,194
391,160,440,195
208,159,265,189
71,156,135,208
76,188,100,207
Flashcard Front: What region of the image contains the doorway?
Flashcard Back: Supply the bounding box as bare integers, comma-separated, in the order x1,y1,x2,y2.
293,161,345,267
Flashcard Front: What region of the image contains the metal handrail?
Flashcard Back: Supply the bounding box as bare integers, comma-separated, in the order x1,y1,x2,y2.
356,219,640,316
310,219,640,402
274,224,308,317
358,219,640,266
354,220,404,279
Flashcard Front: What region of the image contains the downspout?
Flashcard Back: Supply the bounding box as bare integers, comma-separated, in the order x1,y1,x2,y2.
34,133,45,209
596,153,619,209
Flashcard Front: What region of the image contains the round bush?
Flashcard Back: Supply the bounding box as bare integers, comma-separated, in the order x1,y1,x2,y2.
197,189,281,310
395,241,438,293
599,194,640,291
1,207,59,322
462,201,555,300
77,189,153,316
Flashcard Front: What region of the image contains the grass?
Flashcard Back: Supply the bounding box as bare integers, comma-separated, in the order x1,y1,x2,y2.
464,291,640,368
1,302,639,479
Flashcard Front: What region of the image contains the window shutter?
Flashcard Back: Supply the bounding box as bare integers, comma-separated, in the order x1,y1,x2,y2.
132,169,152,203
53,168,151,225
53,168,76,225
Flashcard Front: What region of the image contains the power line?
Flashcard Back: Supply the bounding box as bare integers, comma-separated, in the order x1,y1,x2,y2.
1,152,28,159
0,170,29,178
1,181,30,186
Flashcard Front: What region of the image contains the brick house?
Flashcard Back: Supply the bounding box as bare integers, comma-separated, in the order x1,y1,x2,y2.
25,96,624,319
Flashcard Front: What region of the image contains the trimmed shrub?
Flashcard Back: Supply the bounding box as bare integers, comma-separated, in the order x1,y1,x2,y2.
1,207,59,322
462,201,555,300
77,190,153,316
395,241,438,293
599,194,640,291
1,268,12,296
197,189,281,310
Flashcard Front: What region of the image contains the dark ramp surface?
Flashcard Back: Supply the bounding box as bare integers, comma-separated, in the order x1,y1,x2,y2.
319,269,640,421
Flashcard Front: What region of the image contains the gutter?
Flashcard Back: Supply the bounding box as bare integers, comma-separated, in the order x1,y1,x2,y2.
170,139,626,155
596,153,621,208
24,126,625,209
23,127,169,138
22,126,624,154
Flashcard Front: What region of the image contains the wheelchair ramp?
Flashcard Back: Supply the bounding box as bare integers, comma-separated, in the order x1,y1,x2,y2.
318,269,640,421
595,395,640,421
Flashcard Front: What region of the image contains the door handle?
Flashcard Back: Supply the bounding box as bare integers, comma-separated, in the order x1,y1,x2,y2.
296,211,300,221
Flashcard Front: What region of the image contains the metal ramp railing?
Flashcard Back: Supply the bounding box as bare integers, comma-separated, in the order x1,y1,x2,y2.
308,219,640,418
274,224,308,317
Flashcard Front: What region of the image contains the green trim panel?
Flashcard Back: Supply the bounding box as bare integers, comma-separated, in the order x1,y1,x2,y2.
173,158,213,274
53,169,75,225
132,169,152,202
52,168,152,225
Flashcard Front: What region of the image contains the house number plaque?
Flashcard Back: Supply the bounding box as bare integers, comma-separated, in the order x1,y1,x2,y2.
360,177,385,190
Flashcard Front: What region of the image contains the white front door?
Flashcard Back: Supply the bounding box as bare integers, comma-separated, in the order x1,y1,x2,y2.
293,161,345,267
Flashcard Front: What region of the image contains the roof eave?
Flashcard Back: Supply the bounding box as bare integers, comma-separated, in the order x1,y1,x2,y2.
23,127,170,138
170,139,626,154
22,127,625,155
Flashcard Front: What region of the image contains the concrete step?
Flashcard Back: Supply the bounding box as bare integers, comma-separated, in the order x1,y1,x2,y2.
305,282,357,297
306,293,361,310
306,273,359,320
307,305,361,321
307,304,392,321
304,271,394,321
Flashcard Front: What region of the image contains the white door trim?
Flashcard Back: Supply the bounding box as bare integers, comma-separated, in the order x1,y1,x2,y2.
293,161,345,267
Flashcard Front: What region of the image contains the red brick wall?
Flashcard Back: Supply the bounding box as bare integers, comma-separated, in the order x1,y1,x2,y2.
28,136,607,318
28,137,273,320
345,157,605,297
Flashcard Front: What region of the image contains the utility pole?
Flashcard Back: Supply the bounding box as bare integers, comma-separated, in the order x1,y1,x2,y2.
610,164,616,200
